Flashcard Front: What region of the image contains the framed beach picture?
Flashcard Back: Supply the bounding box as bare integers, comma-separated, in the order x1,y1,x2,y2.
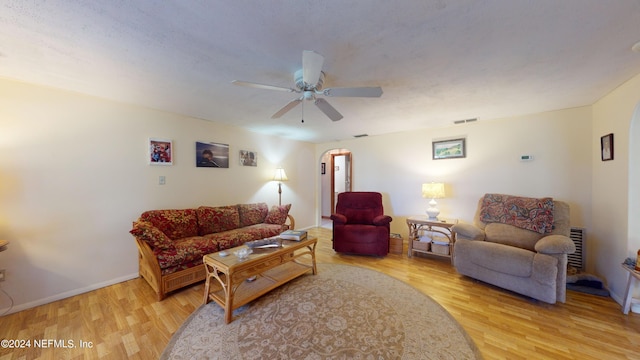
433,138,466,160
601,133,614,161
240,150,258,166
149,138,173,165
196,141,229,168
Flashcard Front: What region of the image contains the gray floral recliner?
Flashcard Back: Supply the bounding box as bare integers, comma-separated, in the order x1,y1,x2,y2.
452,194,575,304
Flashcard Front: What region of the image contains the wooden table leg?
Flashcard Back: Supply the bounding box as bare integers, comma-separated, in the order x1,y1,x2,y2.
202,265,212,305
310,242,318,275
622,271,634,315
224,277,234,324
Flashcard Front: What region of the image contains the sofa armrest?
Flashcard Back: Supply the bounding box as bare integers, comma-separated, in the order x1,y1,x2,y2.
373,215,392,226
286,214,295,230
535,235,576,255
331,213,347,225
451,223,485,241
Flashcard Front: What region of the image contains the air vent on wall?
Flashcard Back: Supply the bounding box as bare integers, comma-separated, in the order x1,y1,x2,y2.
568,227,585,271
453,118,478,125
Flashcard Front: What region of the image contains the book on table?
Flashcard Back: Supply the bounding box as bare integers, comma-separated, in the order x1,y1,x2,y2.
280,230,307,241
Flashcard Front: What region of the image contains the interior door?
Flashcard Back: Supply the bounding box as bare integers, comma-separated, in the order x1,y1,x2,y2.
331,152,352,214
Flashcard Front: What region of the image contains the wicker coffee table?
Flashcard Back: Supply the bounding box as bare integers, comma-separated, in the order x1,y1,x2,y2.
202,237,317,323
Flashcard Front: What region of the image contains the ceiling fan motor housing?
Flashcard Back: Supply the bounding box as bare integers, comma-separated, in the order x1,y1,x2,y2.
295,69,324,91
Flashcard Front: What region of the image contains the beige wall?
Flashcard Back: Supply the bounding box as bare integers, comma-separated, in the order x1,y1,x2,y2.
0,78,316,313
317,107,593,239
592,72,640,303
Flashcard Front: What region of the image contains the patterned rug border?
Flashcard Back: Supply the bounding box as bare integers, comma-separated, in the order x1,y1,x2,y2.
162,263,483,359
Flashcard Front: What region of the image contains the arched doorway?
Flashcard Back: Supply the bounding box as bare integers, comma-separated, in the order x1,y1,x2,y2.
320,149,352,221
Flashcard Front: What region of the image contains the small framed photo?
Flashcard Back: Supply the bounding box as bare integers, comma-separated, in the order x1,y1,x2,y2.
240,150,258,166
196,141,229,168
149,138,173,165
601,133,614,161
433,138,466,160
321,162,326,174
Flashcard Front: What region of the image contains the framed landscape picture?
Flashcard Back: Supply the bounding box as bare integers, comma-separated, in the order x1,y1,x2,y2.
433,138,466,160
196,141,229,168
149,138,173,165
601,133,614,161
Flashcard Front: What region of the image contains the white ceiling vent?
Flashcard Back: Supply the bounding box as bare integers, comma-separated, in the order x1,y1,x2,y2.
454,118,478,125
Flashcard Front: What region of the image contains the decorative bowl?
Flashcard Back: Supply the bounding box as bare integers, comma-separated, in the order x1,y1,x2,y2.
234,247,252,260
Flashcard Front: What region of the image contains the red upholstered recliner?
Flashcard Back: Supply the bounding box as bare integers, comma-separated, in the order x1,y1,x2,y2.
331,192,393,256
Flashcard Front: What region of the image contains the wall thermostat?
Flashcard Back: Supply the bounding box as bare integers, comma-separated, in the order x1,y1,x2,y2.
520,155,533,161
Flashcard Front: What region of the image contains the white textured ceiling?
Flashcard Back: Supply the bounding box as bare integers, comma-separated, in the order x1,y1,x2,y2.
2,1,640,143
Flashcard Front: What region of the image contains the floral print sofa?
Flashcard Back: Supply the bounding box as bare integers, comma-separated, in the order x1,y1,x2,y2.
130,203,293,300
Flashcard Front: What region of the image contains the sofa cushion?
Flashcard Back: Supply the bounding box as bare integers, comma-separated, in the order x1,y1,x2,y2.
480,194,554,234
197,206,240,235
343,208,377,225
469,241,535,277
130,220,175,250
173,236,220,264
484,223,542,251
264,204,291,225
238,203,269,227
140,209,199,240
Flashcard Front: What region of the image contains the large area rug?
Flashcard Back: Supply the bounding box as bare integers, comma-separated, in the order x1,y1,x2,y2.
161,264,482,359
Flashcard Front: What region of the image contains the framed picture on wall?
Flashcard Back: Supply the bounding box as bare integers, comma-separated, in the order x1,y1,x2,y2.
433,138,466,160
196,141,229,168
149,138,173,165
240,150,258,166
601,133,614,161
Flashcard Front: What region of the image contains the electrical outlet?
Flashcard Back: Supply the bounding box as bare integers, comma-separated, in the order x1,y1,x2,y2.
0,269,5,282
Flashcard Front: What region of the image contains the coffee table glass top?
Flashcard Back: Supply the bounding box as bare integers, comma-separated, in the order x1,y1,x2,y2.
204,237,315,267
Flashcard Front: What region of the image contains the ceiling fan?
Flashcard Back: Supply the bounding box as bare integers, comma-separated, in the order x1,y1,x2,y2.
232,50,383,122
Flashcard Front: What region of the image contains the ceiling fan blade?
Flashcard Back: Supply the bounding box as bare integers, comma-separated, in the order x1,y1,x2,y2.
314,98,343,121
271,98,302,118
232,80,296,92
322,86,383,97
302,50,325,86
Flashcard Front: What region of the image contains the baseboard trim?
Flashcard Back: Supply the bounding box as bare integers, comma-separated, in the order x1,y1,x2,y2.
0,273,139,315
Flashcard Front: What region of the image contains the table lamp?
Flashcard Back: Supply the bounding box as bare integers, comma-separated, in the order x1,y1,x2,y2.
422,182,445,220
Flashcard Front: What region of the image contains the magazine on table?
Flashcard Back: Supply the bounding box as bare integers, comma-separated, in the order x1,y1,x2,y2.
280,230,307,241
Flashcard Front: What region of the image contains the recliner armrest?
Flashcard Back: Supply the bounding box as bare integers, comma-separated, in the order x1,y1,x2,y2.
451,223,485,241
373,215,392,226
535,235,576,254
331,213,347,224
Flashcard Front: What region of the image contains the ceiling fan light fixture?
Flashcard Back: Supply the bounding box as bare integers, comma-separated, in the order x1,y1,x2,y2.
295,69,324,91
303,91,315,101
236,51,382,122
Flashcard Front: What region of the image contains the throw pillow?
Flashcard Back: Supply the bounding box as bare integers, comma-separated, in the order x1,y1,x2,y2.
264,204,292,225
238,203,269,227
130,220,175,250
197,206,240,235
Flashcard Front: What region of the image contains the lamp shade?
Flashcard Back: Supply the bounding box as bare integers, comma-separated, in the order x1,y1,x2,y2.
273,167,288,182
422,183,445,199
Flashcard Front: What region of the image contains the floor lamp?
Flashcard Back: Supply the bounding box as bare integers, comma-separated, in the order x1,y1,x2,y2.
273,167,288,205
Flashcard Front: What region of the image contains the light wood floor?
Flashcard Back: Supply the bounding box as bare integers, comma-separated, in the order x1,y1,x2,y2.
1,227,639,360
